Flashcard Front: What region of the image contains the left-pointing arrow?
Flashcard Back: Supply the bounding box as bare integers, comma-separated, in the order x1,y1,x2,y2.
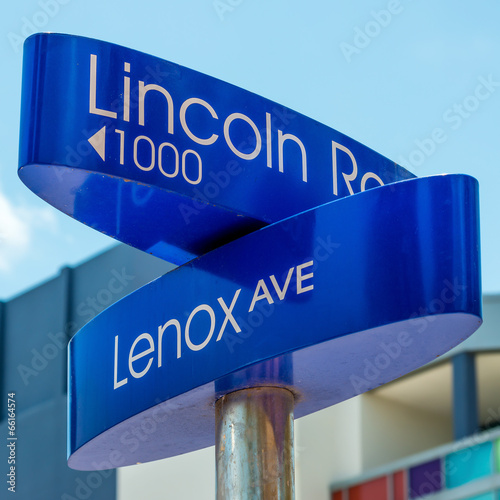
88,126,106,161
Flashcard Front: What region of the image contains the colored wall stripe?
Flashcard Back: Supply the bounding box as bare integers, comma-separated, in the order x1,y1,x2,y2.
393,470,407,500
349,476,388,500
464,493,495,500
409,459,442,498
332,435,500,499
445,441,493,489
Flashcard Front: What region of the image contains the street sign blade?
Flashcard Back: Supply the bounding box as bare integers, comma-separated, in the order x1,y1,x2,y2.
67,174,481,470
19,33,415,264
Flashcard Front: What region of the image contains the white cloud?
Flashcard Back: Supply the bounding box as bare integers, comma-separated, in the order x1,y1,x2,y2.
0,191,58,272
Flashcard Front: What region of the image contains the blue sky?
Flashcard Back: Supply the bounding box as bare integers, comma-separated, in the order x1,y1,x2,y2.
0,0,499,298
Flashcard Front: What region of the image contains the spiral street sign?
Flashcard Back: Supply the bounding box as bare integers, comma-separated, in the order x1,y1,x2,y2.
19,33,481,490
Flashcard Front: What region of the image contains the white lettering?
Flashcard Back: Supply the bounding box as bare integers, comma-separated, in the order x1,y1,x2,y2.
182,150,203,185
123,62,130,122
224,113,262,160
158,142,179,178
249,279,274,312
180,98,219,145
158,319,182,365
115,129,125,165
114,336,128,389
89,54,117,118
128,333,154,378
278,131,307,182
270,267,293,300
185,305,216,351
134,135,155,171
138,82,174,131
266,112,272,168
297,261,314,294
216,289,242,341
332,140,357,195
112,260,316,389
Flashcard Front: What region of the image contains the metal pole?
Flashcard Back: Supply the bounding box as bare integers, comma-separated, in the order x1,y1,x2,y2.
215,386,295,500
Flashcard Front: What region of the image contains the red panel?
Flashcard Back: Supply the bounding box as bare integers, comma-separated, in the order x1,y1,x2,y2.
332,491,343,500
393,470,407,500
349,476,388,500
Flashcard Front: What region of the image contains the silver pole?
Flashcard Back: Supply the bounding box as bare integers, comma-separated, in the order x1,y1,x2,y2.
215,386,295,500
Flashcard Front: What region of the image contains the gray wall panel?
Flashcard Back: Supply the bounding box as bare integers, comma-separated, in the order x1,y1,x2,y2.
0,397,116,499
70,245,174,333
3,274,68,410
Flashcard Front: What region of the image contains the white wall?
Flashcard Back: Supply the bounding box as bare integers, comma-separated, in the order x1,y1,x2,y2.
360,394,453,470
295,397,363,500
118,447,214,500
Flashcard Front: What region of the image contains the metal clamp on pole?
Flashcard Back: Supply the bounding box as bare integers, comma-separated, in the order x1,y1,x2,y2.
216,387,295,499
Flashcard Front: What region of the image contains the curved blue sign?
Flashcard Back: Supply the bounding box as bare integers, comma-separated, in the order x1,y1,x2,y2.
19,33,414,264
67,175,481,470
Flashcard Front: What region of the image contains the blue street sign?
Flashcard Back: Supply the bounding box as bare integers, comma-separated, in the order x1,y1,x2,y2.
19,33,414,264
17,33,481,473
67,175,481,470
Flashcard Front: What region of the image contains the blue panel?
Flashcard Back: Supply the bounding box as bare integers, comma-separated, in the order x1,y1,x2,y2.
409,459,442,498
445,441,493,489
453,353,479,439
67,174,482,469
18,33,415,265
465,493,495,500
